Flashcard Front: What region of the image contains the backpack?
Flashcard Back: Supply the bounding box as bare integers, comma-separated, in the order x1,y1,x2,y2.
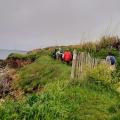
110,56,116,65
52,51,56,59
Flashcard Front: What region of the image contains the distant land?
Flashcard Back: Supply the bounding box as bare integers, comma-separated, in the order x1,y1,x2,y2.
0,49,27,59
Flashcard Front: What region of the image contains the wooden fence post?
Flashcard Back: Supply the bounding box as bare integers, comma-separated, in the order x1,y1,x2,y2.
71,49,77,79
71,51,109,79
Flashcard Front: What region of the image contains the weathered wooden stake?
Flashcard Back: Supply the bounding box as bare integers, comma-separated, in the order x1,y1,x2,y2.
71,49,77,79
71,50,108,79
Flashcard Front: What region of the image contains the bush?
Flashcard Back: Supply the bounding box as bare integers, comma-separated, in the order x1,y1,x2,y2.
86,63,113,85
98,36,119,49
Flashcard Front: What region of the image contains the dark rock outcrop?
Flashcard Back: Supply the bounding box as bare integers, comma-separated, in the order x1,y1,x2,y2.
6,59,32,68
0,60,7,68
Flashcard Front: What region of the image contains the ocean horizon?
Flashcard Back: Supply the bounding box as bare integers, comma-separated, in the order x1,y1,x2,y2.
0,49,27,60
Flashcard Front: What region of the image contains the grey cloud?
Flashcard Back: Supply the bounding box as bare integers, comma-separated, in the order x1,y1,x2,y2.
0,0,120,50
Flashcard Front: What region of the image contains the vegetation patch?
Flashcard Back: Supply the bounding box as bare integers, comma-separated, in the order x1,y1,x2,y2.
1,36,120,119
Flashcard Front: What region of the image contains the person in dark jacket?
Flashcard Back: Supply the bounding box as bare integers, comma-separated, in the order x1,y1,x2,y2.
106,52,116,65
52,49,57,59
106,52,116,70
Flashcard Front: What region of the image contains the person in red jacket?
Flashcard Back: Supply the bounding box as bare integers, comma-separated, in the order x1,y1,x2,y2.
63,49,72,64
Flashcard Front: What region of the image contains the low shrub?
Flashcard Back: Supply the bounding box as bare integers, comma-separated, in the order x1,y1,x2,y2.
87,64,113,85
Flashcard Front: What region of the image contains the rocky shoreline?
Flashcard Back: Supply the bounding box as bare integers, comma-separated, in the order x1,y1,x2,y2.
0,58,31,98
0,66,12,98
0,52,36,99
0,59,6,68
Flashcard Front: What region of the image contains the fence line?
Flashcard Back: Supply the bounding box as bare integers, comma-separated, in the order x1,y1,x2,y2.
71,50,106,79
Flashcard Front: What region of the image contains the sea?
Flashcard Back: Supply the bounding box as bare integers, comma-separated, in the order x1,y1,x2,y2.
0,49,27,60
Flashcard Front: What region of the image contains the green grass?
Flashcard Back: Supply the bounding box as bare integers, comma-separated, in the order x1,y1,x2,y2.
1,78,120,120
1,46,120,120
12,55,71,92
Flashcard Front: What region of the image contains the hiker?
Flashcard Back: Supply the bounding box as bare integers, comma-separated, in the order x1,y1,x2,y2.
52,49,57,59
106,52,116,70
63,49,72,64
56,48,63,61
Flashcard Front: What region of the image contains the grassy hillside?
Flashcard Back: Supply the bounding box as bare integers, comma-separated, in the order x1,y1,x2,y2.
0,53,120,120
12,55,71,93
1,36,120,120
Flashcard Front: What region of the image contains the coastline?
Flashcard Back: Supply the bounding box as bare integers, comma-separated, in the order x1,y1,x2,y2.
0,49,27,60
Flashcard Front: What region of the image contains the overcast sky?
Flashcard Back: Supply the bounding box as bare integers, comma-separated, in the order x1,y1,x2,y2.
0,0,120,50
